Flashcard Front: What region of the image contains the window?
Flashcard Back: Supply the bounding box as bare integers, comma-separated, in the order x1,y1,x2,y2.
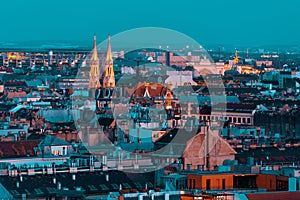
34,188,44,195
100,184,109,190
229,117,232,122
110,183,119,190
135,182,143,188
46,187,56,193
10,190,20,196
247,118,251,124
243,118,246,123
122,183,131,189
233,117,236,123
238,118,241,123
25,189,31,195
222,179,226,189
206,179,211,190
88,185,97,191
146,182,153,187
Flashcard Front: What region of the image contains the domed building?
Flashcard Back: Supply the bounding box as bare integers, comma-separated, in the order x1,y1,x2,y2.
182,127,236,170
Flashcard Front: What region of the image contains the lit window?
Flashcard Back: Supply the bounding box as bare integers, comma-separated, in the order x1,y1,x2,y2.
110,183,119,190
88,185,97,191
34,188,43,195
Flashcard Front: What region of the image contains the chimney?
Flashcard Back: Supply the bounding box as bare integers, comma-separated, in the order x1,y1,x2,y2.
57,182,61,190
105,174,109,182
53,177,56,184
164,192,170,200
20,176,23,182
289,177,297,192
72,174,76,181
16,181,20,188
138,194,143,200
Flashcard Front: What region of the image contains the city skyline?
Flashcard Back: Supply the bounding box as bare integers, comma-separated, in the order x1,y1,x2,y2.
1,1,300,199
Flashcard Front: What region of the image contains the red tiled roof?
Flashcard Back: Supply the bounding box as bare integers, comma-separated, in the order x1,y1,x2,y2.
0,140,40,158
247,192,300,200
133,83,166,98
7,91,27,99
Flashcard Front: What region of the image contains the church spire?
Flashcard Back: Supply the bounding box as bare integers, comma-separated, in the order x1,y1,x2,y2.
105,34,113,63
103,34,115,88
93,34,97,49
91,34,98,61
88,34,100,89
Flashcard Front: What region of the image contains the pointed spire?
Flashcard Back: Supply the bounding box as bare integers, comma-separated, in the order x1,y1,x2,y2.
91,34,98,61
105,34,113,63
93,34,97,49
103,33,115,88
89,34,100,89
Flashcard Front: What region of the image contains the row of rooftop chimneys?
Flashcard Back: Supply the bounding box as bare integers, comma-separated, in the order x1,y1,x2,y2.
16,173,111,190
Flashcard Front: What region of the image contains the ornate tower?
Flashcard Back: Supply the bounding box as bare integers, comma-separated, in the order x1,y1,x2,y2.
103,34,115,88
233,50,239,65
165,88,173,120
165,89,173,110
88,34,101,89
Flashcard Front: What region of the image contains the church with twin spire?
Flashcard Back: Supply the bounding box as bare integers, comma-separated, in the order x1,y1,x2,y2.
88,34,115,91
87,34,116,126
